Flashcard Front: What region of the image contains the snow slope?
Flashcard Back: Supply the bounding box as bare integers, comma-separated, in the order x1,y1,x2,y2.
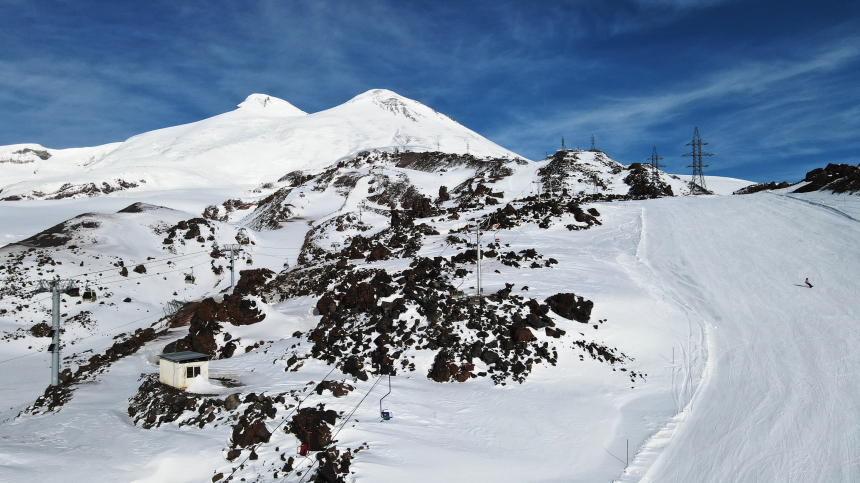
626,192,860,482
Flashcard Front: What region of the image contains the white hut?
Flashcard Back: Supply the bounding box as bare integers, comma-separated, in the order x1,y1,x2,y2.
158,351,209,389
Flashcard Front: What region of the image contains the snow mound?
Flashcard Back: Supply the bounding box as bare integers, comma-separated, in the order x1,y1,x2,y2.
185,376,232,395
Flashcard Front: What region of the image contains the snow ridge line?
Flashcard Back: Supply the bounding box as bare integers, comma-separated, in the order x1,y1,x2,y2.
767,191,860,223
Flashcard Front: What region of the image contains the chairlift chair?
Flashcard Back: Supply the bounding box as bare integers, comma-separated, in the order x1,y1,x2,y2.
245,257,253,266
380,374,392,421
82,286,97,303
283,261,290,269
184,270,195,284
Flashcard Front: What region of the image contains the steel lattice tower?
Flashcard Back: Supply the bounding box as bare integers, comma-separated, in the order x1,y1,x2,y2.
647,147,665,198
682,127,713,195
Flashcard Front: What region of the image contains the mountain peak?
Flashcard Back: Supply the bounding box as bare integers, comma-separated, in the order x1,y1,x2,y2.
347,88,405,103
346,89,431,122
236,94,307,117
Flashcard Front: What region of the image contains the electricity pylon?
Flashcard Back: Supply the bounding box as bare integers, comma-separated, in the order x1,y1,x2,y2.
682,127,713,195
647,147,666,198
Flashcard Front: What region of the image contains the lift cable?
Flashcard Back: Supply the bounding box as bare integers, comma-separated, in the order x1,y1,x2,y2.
282,374,385,483
223,364,339,483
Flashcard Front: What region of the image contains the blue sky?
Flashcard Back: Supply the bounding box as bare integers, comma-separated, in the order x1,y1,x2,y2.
1,0,858,182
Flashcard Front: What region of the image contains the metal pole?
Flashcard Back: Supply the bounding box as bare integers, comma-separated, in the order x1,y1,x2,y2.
51,284,60,386
475,223,482,297
230,247,235,287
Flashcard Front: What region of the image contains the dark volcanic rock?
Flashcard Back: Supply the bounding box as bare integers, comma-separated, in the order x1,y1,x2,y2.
544,293,594,323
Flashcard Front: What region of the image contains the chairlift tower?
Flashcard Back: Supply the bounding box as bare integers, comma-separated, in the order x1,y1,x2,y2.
32,278,78,386
591,135,596,151
221,244,245,287
682,127,713,195
647,147,666,198
358,200,368,224
474,223,483,300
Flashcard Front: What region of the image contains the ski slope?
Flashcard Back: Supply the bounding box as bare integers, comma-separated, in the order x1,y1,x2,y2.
628,192,860,482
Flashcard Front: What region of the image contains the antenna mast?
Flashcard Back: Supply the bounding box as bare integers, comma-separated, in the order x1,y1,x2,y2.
682,127,713,195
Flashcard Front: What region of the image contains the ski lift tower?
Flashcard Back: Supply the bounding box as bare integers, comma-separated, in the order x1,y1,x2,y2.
221,244,245,288
472,222,484,305
682,127,713,195
32,278,78,386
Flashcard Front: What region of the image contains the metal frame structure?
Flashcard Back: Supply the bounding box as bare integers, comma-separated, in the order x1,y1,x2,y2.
682,127,713,195
221,244,245,287
647,147,666,198
32,278,78,386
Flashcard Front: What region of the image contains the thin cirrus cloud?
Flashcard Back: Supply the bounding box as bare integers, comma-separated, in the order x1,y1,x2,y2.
487,34,860,180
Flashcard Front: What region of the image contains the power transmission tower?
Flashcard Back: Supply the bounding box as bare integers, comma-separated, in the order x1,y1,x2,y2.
647,147,666,198
221,244,245,287
682,127,713,195
32,278,77,386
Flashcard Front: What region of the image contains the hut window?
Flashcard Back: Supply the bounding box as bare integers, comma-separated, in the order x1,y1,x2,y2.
186,366,201,378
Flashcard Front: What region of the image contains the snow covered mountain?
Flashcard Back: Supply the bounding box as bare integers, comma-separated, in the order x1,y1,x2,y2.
0,90,520,201
3,88,859,482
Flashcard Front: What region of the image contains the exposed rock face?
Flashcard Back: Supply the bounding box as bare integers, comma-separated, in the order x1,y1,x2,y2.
794,163,860,194
13,215,101,248
288,405,339,451
734,181,793,195
544,293,594,323
163,269,274,358
623,163,674,198
29,322,51,337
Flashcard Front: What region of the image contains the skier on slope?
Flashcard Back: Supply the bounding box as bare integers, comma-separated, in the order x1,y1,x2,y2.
805,278,813,289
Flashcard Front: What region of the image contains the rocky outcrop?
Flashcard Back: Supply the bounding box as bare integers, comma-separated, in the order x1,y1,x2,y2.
544,293,594,323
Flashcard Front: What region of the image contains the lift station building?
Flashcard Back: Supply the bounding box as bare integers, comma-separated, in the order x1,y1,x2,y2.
158,351,209,389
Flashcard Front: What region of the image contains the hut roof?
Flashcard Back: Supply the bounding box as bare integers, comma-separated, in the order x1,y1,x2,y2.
158,351,209,363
